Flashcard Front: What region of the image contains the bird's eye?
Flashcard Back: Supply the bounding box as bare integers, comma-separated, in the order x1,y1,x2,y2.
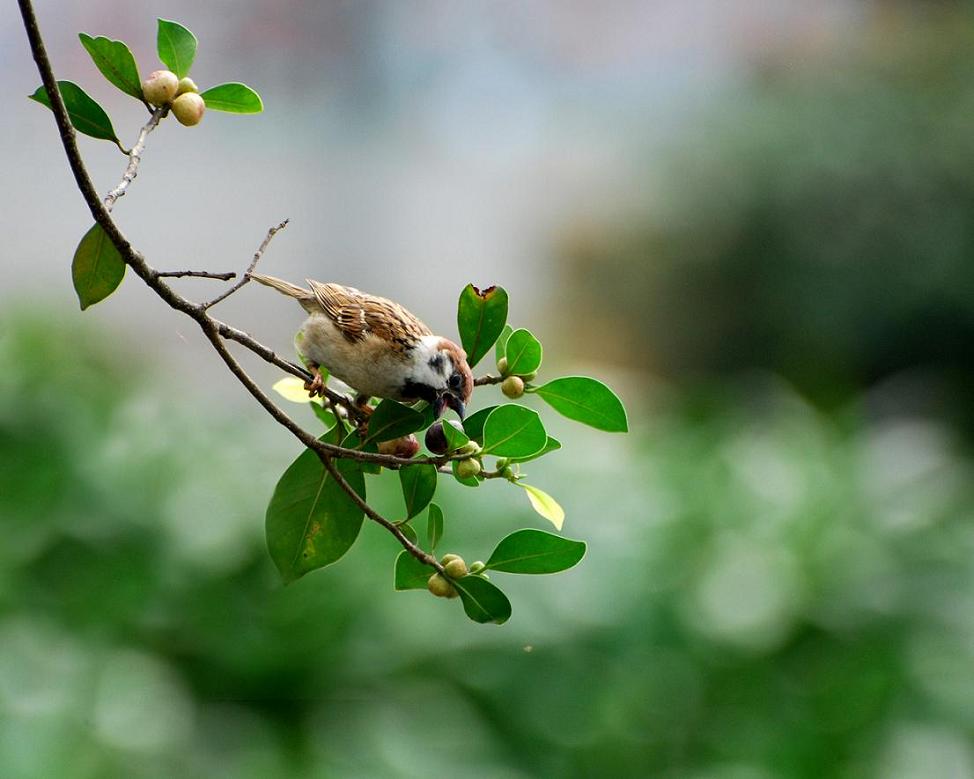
448,373,462,390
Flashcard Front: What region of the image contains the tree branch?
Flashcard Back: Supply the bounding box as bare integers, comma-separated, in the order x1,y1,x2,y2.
17,0,454,566
202,219,289,310
474,374,504,387
157,270,237,280
104,105,167,211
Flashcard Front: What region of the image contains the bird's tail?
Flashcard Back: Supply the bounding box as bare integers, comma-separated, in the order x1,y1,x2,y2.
247,273,314,302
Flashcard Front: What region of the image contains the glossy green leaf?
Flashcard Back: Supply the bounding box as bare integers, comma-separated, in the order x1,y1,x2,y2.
30,82,121,147
399,464,437,519
504,328,543,376
199,82,264,113
533,376,628,433
366,399,425,443
481,405,547,458
71,223,126,310
427,503,443,551
457,284,509,368
399,523,418,545
454,576,512,624
440,420,469,451
495,324,513,364
462,406,497,444
486,529,585,574
265,446,366,584
451,459,480,487
507,436,561,464
157,19,197,78
394,550,434,591
78,33,143,100
518,483,565,530
340,431,381,474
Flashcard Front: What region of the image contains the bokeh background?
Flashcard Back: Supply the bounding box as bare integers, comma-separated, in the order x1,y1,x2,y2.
3,1,974,777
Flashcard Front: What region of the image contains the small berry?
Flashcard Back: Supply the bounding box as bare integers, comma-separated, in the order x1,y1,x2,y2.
459,441,481,456
443,557,468,578
502,376,525,399
377,434,420,458
497,357,509,376
520,372,537,382
440,553,462,565
425,420,465,454
172,92,206,126
142,70,179,106
456,458,481,480
427,573,458,598
468,561,486,574
176,77,199,96
499,466,515,480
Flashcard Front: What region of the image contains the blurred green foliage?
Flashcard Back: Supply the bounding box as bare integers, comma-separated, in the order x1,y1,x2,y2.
562,11,974,424
3,313,973,777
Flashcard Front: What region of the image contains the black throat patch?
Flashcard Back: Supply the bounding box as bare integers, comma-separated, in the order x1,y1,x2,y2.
399,379,437,404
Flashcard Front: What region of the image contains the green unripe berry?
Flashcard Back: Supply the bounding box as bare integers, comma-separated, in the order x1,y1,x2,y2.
427,573,458,598
459,441,481,456
499,465,515,480
443,557,468,578
176,77,199,96
519,371,537,382
440,553,462,565
497,357,509,376
468,561,486,574
172,93,206,126
142,69,179,106
502,376,525,399
456,458,481,480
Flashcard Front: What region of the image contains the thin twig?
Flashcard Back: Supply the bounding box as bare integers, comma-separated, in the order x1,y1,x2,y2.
474,374,504,387
157,270,237,280
104,105,168,211
202,219,289,310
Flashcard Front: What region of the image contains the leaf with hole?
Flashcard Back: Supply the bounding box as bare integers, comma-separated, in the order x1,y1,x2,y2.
71,223,126,310
265,445,366,583
79,33,143,100
394,550,435,591
427,503,443,551
533,376,628,433
504,328,543,376
457,284,508,368
454,576,512,624
486,529,585,574
30,82,122,148
199,82,264,113
157,18,197,78
399,464,437,519
481,405,547,458
518,483,565,530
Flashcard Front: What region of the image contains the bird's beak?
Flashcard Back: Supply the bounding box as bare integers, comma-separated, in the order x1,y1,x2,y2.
434,392,465,420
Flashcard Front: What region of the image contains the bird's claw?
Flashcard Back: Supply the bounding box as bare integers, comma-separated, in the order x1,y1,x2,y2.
304,366,325,397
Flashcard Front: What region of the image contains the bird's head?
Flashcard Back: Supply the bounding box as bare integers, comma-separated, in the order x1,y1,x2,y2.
403,336,473,420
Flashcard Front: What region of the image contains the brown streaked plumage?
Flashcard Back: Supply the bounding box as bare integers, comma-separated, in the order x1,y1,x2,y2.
248,272,473,418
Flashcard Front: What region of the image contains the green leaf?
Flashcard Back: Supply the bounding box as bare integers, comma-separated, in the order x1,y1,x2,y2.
71,223,126,310
518,483,565,530
504,328,543,376
427,503,444,551
199,82,264,113
486,529,585,574
157,19,197,78
399,523,418,545
462,406,497,444
394,550,434,591
78,33,143,100
454,576,512,624
451,459,480,487
533,376,628,433
366,399,425,443
507,435,561,464
399,464,437,519
272,376,319,404
495,324,513,364
30,82,121,147
440,420,469,451
457,284,509,368
481,405,547,458
265,446,366,583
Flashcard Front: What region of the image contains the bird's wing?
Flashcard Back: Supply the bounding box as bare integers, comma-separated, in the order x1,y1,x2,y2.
306,279,432,349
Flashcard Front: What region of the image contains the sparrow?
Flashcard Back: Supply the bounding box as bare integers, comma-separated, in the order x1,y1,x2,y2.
248,273,473,419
